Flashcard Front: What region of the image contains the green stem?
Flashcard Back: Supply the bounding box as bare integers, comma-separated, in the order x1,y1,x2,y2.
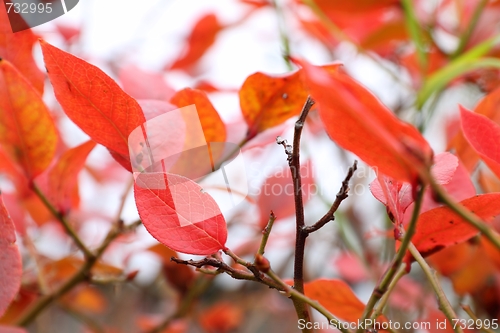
32,184,94,259
265,269,351,333
258,211,276,255
408,244,463,333
271,0,293,70
357,184,426,333
401,0,427,71
452,0,488,58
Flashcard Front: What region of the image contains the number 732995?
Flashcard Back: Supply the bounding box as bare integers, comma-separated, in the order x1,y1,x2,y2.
5,2,52,14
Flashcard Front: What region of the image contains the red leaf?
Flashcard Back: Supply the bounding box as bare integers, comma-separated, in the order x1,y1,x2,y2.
257,160,314,228
0,193,22,318
0,59,58,179
40,40,146,172
0,5,44,93
47,140,97,214
449,87,500,171
169,88,227,178
298,60,433,184
170,88,226,144
169,13,223,71
460,106,500,179
239,71,309,138
370,152,458,224
408,194,500,260
134,168,227,255
304,279,367,322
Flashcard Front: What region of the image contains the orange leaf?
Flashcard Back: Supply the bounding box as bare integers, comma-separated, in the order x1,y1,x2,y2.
304,279,366,322
199,302,243,333
169,88,227,179
170,88,226,144
298,60,433,184
169,13,223,71
0,59,57,179
239,70,308,138
408,193,500,260
48,140,96,214
0,193,22,318
0,5,44,93
40,40,145,172
61,285,107,314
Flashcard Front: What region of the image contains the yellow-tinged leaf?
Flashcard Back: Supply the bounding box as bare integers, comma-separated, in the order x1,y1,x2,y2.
0,59,57,179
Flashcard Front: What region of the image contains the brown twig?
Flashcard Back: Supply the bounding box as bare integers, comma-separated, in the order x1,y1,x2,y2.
304,160,357,233
170,257,283,290
278,96,315,331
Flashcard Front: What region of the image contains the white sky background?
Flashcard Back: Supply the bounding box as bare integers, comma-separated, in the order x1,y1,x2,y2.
27,0,479,291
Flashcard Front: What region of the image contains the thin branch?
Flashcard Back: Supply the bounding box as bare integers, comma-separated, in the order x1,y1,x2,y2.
258,211,276,255
16,220,142,326
265,269,352,333
452,0,488,58
461,304,496,333
408,244,463,333
357,184,426,333
171,257,283,290
279,96,315,331
31,183,94,259
271,0,293,70
304,160,357,233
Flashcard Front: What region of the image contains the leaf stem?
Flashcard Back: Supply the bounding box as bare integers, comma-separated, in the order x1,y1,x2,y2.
258,211,276,255
357,184,426,333
32,183,94,259
461,304,496,333
408,244,463,333
452,0,488,58
265,269,351,333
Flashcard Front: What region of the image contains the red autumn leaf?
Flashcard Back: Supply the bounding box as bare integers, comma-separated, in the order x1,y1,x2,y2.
257,160,314,228
47,140,97,214
0,194,22,318
239,70,309,138
407,193,500,260
0,59,58,179
119,65,175,101
298,60,433,184
460,106,500,178
370,152,458,224
39,40,146,172
134,169,227,255
170,88,226,144
304,279,367,322
168,13,223,71
0,5,44,93
448,87,500,171
169,88,227,179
